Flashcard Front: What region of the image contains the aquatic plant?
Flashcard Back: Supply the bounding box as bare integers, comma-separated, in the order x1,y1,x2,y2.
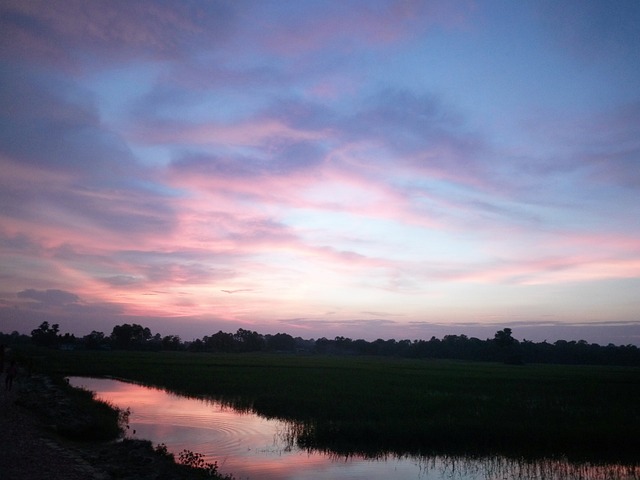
178,449,235,479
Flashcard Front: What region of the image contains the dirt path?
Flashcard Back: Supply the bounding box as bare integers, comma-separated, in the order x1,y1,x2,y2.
0,384,101,480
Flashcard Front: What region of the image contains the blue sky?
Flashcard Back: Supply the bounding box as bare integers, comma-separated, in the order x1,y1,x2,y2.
1,1,639,345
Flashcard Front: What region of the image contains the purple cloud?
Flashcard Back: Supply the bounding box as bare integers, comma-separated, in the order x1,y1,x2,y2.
17,288,79,306
0,0,235,66
0,66,146,181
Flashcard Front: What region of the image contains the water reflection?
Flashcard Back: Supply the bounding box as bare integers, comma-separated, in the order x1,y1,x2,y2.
68,377,639,480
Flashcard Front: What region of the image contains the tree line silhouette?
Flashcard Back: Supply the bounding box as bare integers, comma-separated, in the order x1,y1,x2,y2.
1,322,639,366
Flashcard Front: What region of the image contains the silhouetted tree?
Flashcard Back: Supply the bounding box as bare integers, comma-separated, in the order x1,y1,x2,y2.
31,321,60,347
493,328,523,364
233,328,265,352
314,337,331,354
162,335,182,351
110,323,152,349
494,328,515,348
188,338,204,352
8,322,640,365
266,333,296,352
205,331,235,352
83,330,108,349
0,331,30,346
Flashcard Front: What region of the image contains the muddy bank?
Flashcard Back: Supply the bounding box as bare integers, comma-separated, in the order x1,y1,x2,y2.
0,373,233,480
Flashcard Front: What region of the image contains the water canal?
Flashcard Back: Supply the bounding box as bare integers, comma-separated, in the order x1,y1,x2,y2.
68,376,639,480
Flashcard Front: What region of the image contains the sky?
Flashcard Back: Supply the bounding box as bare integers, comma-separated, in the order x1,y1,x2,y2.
1,0,639,345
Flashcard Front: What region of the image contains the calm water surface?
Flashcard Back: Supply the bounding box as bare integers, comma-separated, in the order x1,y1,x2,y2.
68,377,639,480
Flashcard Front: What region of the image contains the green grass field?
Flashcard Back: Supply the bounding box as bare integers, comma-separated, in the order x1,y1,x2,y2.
22,348,640,461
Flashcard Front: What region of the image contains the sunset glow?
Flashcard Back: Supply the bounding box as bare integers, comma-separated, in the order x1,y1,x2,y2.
1,1,639,344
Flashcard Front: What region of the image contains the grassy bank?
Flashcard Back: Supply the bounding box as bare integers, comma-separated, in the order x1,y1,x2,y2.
22,347,640,461
9,371,235,480
15,373,125,442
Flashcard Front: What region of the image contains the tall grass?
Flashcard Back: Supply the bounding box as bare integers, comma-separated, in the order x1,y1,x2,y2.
26,348,640,461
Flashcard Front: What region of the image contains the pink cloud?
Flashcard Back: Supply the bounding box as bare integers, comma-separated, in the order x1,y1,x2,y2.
166,150,444,238
151,93,488,231
419,251,640,286
163,190,390,272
